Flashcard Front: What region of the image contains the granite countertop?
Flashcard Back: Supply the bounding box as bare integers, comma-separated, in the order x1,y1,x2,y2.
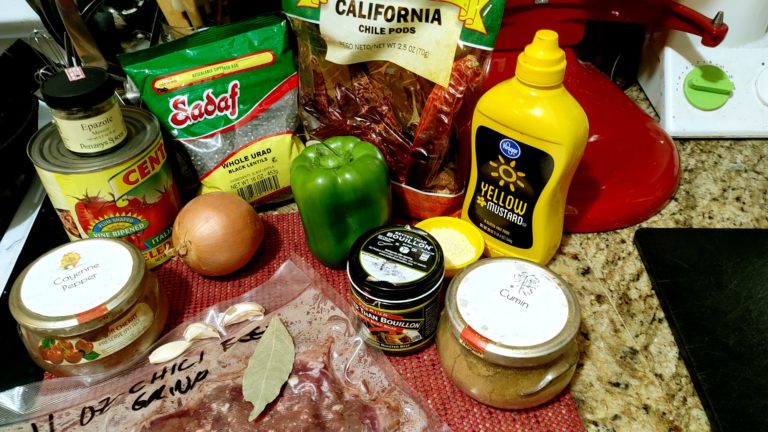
556,85,768,431
267,86,767,431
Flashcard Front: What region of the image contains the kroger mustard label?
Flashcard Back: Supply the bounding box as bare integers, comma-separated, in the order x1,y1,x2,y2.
462,30,588,264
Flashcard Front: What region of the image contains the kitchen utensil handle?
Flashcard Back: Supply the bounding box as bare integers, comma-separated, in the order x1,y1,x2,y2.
659,1,727,47
54,0,107,69
504,0,728,48
156,0,190,28
181,0,205,28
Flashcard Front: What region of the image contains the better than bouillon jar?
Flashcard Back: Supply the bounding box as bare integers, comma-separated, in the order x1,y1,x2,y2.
41,66,127,155
9,238,168,378
436,257,581,409
347,225,445,354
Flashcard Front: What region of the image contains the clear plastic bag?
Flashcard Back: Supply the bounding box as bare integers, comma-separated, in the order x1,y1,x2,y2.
282,0,506,218
0,257,450,431
119,14,304,206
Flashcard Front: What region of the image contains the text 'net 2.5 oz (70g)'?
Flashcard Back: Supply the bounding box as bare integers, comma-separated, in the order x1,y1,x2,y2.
282,0,504,219
119,15,304,206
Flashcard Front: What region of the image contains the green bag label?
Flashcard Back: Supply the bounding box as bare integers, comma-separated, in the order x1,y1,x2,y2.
120,16,295,140
119,14,302,205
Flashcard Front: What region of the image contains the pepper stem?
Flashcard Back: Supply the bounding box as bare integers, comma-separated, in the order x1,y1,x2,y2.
318,141,347,169
320,141,342,158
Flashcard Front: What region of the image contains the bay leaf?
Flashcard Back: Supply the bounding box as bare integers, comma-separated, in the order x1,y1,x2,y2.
242,317,295,422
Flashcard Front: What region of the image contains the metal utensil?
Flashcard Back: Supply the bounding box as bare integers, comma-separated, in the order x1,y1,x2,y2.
518,361,577,397
54,0,107,68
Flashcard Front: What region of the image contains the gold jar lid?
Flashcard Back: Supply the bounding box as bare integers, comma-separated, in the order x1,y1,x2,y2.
9,238,147,337
443,257,580,367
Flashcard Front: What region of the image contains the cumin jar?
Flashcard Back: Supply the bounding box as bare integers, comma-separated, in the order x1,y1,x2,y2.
347,225,445,354
41,66,127,155
436,257,580,409
9,238,168,378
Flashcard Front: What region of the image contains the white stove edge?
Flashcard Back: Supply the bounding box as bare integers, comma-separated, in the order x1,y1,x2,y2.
0,178,45,292
0,104,51,292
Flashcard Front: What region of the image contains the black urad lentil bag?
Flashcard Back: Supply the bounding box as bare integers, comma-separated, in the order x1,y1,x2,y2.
119,14,303,205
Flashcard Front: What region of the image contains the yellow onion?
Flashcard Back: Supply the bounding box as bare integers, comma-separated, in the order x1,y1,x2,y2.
171,192,264,276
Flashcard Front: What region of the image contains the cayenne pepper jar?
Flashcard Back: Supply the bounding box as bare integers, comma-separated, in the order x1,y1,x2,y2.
436,257,581,409
9,238,168,378
41,66,127,155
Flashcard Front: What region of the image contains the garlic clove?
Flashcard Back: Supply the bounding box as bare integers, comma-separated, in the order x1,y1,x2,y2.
183,322,220,341
220,302,265,327
148,340,193,364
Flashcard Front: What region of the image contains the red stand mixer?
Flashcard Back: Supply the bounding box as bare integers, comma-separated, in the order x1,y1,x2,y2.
487,0,728,232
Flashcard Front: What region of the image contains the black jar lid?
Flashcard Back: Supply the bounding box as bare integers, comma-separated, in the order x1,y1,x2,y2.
347,225,444,304
40,66,116,110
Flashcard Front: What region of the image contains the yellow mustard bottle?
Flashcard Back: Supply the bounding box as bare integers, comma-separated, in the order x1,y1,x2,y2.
461,29,588,264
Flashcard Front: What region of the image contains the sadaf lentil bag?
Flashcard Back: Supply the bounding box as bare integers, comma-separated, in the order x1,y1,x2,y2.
282,0,504,219
119,14,303,206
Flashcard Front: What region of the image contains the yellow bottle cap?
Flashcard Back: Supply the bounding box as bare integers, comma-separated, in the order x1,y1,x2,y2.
515,29,566,87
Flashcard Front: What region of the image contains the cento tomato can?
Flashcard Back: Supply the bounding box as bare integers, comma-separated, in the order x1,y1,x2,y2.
27,107,180,268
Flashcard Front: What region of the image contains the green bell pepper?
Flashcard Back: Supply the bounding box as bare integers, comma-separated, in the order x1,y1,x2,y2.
291,136,391,267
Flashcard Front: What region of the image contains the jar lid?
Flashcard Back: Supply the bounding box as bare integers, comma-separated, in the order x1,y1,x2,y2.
9,238,146,336
444,257,580,367
347,225,444,304
40,66,116,110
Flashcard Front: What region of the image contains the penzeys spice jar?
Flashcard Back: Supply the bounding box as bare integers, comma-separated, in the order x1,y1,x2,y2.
41,66,127,155
436,257,581,409
9,238,168,378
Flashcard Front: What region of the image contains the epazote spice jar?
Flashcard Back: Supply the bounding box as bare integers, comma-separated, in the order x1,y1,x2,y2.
348,225,444,354
41,66,127,155
436,257,581,409
9,238,168,378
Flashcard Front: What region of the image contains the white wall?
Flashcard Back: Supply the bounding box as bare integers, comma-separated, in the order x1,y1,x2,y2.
0,0,45,51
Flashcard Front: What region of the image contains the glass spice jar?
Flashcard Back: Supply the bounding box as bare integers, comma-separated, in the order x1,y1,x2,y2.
9,238,168,378
41,66,127,155
436,257,581,409
348,224,445,354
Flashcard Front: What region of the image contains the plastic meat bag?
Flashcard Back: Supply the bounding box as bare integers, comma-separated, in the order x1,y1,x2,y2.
0,258,450,431
119,14,304,206
282,0,504,218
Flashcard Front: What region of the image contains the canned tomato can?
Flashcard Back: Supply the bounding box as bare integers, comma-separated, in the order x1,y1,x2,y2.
27,107,180,268
347,224,445,354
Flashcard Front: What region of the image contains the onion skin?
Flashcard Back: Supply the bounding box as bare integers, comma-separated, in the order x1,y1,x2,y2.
171,192,264,276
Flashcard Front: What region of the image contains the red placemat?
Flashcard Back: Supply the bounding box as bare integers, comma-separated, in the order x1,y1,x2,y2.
155,211,585,432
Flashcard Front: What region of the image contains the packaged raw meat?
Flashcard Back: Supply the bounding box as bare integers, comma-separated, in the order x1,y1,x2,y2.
0,259,449,431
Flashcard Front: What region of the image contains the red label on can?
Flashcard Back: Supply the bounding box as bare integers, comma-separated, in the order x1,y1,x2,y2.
36,134,180,269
